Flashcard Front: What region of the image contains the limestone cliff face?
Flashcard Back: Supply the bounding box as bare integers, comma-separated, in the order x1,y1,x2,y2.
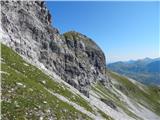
1,1,108,96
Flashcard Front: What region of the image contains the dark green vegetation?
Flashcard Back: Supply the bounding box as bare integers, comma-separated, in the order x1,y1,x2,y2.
1,43,93,120
108,58,160,85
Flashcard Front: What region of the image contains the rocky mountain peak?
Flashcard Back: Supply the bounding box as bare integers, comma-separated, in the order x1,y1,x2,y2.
63,31,104,51
1,1,108,97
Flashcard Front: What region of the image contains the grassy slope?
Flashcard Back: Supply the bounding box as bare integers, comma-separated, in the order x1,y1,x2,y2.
3,43,159,120
1,43,93,120
108,71,160,116
92,70,160,119
1,43,113,120
92,82,141,120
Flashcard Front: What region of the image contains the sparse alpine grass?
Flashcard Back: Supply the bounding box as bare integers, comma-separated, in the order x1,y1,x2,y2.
1,43,93,120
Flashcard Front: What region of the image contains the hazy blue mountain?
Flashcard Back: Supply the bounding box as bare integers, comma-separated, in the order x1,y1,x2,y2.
146,61,160,73
108,58,160,85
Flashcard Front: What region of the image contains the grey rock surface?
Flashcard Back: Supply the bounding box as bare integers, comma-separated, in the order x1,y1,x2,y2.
1,1,108,96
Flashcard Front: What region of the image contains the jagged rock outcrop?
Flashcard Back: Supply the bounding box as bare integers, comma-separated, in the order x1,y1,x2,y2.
1,1,108,97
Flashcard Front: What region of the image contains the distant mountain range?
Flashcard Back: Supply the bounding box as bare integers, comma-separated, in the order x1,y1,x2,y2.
108,57,160,85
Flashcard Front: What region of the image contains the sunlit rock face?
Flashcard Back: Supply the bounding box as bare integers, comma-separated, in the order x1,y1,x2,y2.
1,1,108,97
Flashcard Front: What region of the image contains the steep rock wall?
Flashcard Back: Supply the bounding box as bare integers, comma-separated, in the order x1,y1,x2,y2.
1,1,108,97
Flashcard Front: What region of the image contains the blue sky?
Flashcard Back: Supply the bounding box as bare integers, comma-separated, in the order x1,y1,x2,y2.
46,1,159,63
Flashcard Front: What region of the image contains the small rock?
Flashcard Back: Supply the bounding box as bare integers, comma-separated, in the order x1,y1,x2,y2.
40,116,43,120
41,80,46,84
14,101,20,108
8,90,12,93
16,82,23,86
100,98,117,110
23,63,29,66
45,109,51,113
29,88,33,91
11,88,14,91
23,85,26,88
43,101,47,104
